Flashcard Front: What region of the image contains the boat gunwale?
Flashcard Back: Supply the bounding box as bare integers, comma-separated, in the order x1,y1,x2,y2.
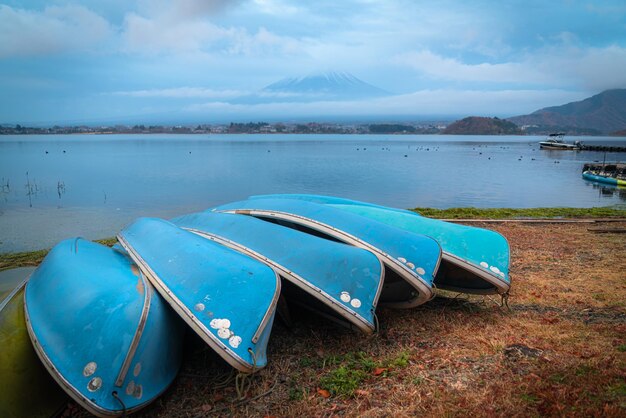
439,252,511,295
215,207,437,308
183,227,382,334
116,233,281,373
0,276,29,313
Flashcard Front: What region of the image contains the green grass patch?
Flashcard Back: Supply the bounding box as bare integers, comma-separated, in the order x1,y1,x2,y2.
288,386,306,401
319,366,368,397
617,345,626,353
410,206,626,219
318,350,412,397
520,393,540,405
0,237,117,271
575,364,598,377
549,373,567,384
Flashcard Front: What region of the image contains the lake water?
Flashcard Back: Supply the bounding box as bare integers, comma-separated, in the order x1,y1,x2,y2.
1,134,625,253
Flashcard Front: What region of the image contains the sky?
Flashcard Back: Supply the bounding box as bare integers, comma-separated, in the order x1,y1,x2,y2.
1,0,626,125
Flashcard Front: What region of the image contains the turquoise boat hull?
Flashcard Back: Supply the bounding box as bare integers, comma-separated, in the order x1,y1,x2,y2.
250,194,510,295
171,211,384,334
24,238,184,417
1,268,67,418
214,198,442,308
582,171,626,187
118,218,280,372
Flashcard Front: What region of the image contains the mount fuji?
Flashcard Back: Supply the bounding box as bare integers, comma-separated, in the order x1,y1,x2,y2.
230,71,391,105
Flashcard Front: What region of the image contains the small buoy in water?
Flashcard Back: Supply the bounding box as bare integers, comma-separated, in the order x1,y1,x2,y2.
63,150,66,153
45,151,48,154
404,154,408,157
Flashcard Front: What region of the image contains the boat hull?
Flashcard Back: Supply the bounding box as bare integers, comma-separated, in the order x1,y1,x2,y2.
214,198,442,308
24,238,184,417
0,268,67,418
118,218,281,373
172,211,384,334
583,171,626,186
539,142,579,150
250,195,510,295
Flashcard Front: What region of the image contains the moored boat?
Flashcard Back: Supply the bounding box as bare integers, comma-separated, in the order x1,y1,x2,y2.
171,211,384,334
582,163,626,186
118,218,280,373
250,194,510,295
24,238,184,417
539,133,581,150
1,267,67,418
213,198,442,308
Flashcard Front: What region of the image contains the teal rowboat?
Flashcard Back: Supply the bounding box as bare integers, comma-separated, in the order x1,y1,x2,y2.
214,198,442,308
24,238,184,417
172,211,384,334
118,218,280,372
250,194,510,295
1,268,66,418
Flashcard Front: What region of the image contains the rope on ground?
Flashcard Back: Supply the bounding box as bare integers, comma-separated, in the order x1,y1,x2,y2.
112,391,127,418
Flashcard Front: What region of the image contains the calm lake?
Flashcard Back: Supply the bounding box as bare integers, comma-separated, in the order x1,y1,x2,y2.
1,134,625,253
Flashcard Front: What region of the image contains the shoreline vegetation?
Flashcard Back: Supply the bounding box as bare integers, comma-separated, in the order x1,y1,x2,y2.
2,118,624,136
1,207,624,270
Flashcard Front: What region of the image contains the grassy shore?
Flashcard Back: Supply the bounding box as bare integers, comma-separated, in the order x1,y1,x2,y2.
412,206,626,219
1,207,623,270
3,211,625,417
0,238,117,271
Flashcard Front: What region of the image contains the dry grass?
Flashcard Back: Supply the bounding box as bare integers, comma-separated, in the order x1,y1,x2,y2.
58,222,626,417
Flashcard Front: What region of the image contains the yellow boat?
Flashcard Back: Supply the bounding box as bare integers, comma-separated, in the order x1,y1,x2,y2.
0,267,67,418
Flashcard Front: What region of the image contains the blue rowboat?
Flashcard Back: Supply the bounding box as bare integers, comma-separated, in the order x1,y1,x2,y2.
1,268,66,418
171,211,384,334
24,238,184,417
251,194,510,295
118,218,280,373
213,199,442,308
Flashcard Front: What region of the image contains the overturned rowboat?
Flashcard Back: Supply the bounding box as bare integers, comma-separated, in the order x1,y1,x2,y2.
214,198,442,308
24,238,184,417
1,267,66,418
118,218,280,373
171,211,384,334
251,194,510,295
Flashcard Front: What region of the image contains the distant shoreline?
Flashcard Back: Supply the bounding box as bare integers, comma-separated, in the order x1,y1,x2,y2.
2,121,622,136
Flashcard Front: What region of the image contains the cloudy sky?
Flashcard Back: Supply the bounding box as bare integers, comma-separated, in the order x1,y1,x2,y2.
1,0,625,124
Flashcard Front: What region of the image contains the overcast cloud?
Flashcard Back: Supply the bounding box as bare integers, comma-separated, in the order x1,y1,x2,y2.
0,0,625,124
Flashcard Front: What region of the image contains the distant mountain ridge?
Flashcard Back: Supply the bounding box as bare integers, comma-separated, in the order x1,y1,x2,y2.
508,89,626,134
443,117,522,135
